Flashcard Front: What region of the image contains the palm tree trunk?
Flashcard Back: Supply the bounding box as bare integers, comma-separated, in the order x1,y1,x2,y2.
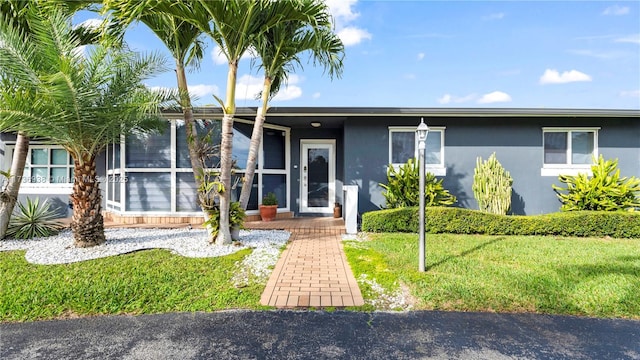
70,152,105,247
216,62,239,245
239,77,271,210
0,132,29,239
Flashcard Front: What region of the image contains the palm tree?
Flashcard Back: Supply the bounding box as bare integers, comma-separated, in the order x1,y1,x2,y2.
104,0,214,230
0,0,115,239
238,7,344,210
104,0,335,244
194,0,338,244
0,8,170,247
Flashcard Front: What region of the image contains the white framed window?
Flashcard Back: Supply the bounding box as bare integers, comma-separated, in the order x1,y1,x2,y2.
541,127,599,176
3,145,74,194
388,126,446,176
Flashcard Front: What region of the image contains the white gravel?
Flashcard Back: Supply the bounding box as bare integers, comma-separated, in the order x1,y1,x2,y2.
0,228,291,267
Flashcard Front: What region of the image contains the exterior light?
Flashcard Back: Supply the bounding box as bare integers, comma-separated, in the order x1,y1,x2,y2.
310,122,322,128
416,117,429,272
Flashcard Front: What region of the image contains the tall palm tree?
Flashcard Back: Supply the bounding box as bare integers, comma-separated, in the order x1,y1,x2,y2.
105,0,335,244
0,7,170,247
194,0,337,244
104,0,212,229
238,7,344,209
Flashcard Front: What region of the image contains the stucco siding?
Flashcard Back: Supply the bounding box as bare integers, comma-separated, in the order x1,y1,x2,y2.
344,116,640,216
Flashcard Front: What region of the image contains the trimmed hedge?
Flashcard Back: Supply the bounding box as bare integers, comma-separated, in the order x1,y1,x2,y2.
361,207,640,238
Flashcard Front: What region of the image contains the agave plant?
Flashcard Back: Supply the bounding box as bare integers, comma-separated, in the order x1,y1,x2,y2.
6,198,64,239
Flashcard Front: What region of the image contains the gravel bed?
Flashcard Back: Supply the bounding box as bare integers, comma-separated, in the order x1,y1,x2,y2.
0,228,291,266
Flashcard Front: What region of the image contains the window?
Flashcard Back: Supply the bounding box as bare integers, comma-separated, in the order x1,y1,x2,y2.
541,128,598,176
389,127,446,175
4,146,74,185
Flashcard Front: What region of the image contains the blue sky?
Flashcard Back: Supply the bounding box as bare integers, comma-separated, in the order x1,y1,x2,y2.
77,1,640,109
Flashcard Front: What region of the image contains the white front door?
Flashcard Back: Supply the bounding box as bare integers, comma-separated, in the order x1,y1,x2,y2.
300,140,335,214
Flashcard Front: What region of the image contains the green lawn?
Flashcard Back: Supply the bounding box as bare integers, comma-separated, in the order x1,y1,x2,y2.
344,233,640,318
0,249,267,322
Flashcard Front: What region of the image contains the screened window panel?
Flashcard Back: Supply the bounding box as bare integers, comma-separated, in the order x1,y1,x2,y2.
263,174,286,208
176,172,199,212
50,168,67,183
425,131,442,165
125,172,171,211
126,122,171,168
544,132,567,164
263,129,285,169
391,132,415,164
233,122,253,170
246,175,259,211
31,149,47,165
176,119,222,168
107,175,115,201
51,149,67,165
571,132,594,164
31,167,47,183
113,175,121,202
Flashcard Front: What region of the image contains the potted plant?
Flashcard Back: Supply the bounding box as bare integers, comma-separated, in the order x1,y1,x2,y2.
259,192,278,222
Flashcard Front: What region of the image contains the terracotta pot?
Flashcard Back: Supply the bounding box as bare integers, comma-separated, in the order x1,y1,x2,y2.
333,204,342,218
259,205,278,222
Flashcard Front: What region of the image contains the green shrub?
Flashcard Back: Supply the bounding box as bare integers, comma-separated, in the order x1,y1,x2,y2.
472,153,512,215
361,206,640,238
203,201,246,239
261,192,278,206
6,198,64,239
380,158,456,208
553,156,640,211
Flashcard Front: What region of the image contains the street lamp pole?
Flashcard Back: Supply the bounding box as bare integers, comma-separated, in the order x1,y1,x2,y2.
416,118,429,272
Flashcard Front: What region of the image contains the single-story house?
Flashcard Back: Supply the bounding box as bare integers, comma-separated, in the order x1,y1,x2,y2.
1,107,639,224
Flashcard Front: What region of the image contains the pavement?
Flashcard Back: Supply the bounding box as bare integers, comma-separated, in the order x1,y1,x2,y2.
1,310,639,359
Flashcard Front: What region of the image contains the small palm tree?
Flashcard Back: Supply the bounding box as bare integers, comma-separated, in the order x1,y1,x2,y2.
0,8,171,247
238,4,344,209
0,0,103,239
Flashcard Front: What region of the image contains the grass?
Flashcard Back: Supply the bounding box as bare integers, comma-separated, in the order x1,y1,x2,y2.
0,248,268,322
344,233,640,318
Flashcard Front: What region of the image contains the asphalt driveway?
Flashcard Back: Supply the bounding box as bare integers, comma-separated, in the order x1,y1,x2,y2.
1,311,639,359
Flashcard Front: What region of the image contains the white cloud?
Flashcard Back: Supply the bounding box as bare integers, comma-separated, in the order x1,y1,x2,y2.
325,0,371,47
235,75,264,100
312,92,321,99
337,27,372,47
615,34,640,44
211,46,253,66
189,84,219,99
602,5,629,16
437,93,477,104
477,91,512,104
483,12,505,21
75,18,103,30
235,74,303,101
272,74,303,101
539,69,592,84
619,90,640,98
417,53,425,61
404,73,416,80
325,0,360,27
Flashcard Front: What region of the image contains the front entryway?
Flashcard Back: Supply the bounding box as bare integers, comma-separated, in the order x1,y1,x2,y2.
300,140,335,214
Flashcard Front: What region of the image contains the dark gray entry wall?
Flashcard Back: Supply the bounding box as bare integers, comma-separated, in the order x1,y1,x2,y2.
344,116,639,216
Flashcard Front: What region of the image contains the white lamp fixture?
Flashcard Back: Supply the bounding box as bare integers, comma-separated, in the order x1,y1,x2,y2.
416,117,429,272
310,122,322,128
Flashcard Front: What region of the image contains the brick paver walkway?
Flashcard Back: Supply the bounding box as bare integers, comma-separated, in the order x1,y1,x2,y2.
255,219,364,308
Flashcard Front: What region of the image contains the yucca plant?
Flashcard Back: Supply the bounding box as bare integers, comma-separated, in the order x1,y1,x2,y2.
552,155,640,211
6,198,64,239
380,158,456,208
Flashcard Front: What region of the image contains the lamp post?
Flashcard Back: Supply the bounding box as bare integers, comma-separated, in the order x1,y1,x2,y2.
416,118,429,272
